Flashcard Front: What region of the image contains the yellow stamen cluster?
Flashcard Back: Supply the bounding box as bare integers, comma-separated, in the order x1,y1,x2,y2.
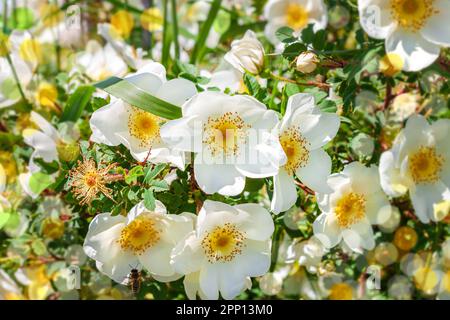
118,214,160,255
68,157,115,205
334,192,366,228
390,0,438,31
127,106,162,148
201,223,245,263
408,146,443,184
203,112,248,157
285,3,309,30
279,126,310,175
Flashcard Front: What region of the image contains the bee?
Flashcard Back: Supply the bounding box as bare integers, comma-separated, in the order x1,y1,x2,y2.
127,267,142,296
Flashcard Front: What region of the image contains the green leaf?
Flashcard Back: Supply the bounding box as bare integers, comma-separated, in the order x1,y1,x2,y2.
143,189,156,211
94,77,182,120
31,239,48,256
125,166,144,184
0,211,11,229
149,180,169,192
7,7,35,30
29,172,54,195
60,86,95,122
190,0,222,63
275,26,295,43
144,164,166,183
213,10,231,35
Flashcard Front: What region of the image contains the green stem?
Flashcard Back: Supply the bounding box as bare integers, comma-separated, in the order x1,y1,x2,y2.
269,224,283,272
161,0,170,66
170,0,180,60
4,51,28,103
190,0,222,64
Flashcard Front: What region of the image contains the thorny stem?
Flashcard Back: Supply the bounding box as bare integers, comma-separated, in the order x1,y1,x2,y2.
382,81,393,111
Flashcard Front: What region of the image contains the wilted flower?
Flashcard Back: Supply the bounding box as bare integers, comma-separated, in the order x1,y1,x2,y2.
68,157,116,206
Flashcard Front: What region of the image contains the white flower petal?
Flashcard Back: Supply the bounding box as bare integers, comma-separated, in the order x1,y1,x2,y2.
156,78,197,106
385,27,440,71
342,219,375,252
296,148,333,193
313,213,342,248
358,0,396,39
139,241,177,278
421,0,450,46
234,203,274,241
271,169,298,214
194,155,245,196
199,263,220,300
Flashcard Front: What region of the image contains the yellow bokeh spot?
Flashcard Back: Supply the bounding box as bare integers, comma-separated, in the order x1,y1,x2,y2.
0,32,9,57
393,226,418,251
41,217,65,240
19,38,43,64
329,282,353,300
35,82,58,108
379,53,404,77
0,151,17,184
140,7,164,32
40,3,64,28
111,10,135,39
413,267,439,292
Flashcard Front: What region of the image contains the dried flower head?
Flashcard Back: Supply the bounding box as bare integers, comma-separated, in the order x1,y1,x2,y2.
68,157,116,205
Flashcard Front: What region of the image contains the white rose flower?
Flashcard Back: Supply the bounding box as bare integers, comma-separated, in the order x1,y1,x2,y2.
171,200,274,300
271,93,340,214
160,91,286,196
83,201,194,284
379,115,450,223
358,0,450,71
264,0,328,45
90,61,197,168
314,162,391,253
224,30,265,75
75,40,128,81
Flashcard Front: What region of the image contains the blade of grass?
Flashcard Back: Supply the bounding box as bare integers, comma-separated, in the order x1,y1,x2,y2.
189,0,222,64
94,77,182,120
170,0,180,60
161,0,170,66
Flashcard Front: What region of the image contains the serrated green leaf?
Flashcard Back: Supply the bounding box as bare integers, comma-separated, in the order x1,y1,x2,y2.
275,26,295,43
95,77,182,120
125,166,144,184
150,180,169,192
31,239,47,256
144,164,166,183
143,189,156,211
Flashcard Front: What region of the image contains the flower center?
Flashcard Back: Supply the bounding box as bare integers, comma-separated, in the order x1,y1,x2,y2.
19,38,43,64
118,214,160,255
128,107,162,148
335,192,366,228
279,126,310,175
285,3,309,30
408,146,443,184
36,83,58,108
201,223,245,263
111,10,134,38
329,283,353,300
203,112,248,157
390,0,437,31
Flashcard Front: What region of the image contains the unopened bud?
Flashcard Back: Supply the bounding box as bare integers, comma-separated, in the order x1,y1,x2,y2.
296,52,319,74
